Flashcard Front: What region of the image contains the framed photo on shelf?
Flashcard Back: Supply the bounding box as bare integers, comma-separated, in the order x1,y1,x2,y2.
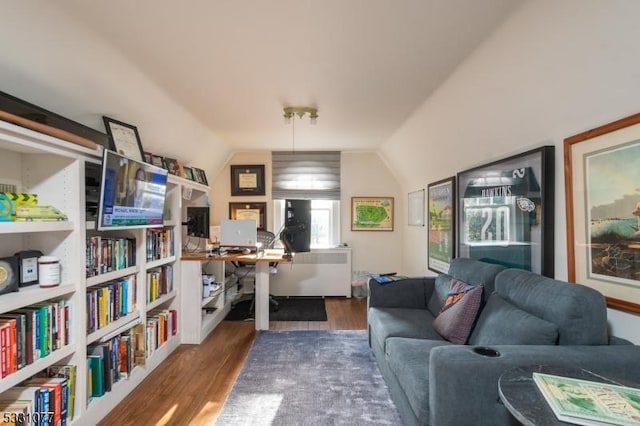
408,189,425,227
229,202,266,231
565,112,640,313
427,177,456,274
192,167,208,185
143,151,153,164
231,165,265,196
351,197,394,231
457,146,555,277
102,116,145,162
162,157,179,175
151,154,164,169
183,166,195,181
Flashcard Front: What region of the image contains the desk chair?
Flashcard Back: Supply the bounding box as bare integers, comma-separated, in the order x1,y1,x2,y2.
231,230,279,313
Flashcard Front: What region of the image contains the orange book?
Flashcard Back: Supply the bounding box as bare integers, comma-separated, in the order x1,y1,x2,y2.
0,319,17,374
0,322,10,378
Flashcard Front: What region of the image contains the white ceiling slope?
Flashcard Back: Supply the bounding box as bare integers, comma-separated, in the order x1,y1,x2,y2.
57,0,521,152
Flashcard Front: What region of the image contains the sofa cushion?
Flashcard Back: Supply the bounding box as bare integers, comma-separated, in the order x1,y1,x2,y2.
432,279,483,344
493,269,609,345
427,258,506,315
468,294,559,345
385,337,452,425
368,307,442,353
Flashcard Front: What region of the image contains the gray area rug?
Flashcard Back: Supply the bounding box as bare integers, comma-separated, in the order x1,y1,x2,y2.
215,330,402,425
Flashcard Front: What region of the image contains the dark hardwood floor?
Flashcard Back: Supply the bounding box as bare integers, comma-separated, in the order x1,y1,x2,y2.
98,297,367,426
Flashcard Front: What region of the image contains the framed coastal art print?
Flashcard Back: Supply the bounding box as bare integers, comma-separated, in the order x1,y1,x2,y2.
457,146,555,277
565,112,640,313
351,197,394,231
427,177,455,274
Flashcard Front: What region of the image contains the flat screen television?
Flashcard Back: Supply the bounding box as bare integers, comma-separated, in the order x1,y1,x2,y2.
281,199,311,257
97,149,168,230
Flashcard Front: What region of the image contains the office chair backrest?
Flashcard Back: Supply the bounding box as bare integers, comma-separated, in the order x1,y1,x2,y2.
257,230,276,249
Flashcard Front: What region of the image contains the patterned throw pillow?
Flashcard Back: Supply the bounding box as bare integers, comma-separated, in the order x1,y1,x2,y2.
432,279,484,344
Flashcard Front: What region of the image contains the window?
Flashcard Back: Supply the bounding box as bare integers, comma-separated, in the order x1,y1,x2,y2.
271,151,341,248
273,199,340,248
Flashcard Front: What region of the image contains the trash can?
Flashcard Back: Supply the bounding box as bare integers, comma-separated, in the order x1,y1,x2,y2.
351,270,370,298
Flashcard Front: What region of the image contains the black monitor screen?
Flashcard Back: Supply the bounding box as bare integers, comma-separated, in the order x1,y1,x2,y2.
283,199,311,253
186,206,210,239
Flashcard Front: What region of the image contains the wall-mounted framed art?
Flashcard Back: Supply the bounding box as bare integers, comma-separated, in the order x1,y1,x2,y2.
102,116,145,162
457,146,555,277
351,197,394,231
231,164,265,196
427,177,456,274
565,112,640,314
229,202,266,231
408,189,425,227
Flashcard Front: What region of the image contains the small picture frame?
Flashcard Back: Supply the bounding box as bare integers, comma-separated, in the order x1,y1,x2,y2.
192,167,208,185
162,157,179,175
231,165,265,196
229,202,267,231
351,197,394,231
183,167,195,181
151,154,164,169
102,116,145,162
143,151,153,164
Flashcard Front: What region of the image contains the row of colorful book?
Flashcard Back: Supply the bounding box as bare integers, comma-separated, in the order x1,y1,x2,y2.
87,330,141,401
146,309,177,356
86,276,136,334
145,227,174,262
146,265,174,303
0,300,71,379
86,236,136,278
0,364,76,426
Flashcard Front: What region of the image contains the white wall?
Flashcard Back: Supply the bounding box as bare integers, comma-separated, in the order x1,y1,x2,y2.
209,151,403,275
381,0,640,343
0,2,231,179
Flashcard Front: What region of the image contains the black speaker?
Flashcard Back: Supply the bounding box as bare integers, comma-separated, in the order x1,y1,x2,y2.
0,256,19,295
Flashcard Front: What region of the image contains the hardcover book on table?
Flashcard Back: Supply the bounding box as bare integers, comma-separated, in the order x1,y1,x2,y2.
533,372,640,426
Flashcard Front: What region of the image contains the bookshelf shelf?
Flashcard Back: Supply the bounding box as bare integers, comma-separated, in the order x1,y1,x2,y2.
146,256,176,270
86,266,138,288
0,221,75,234
86,312,141,345
147,289,177,311
0,283,76,314
0,344,76,394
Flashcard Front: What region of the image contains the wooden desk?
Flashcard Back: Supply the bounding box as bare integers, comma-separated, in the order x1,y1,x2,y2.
182,250,289,330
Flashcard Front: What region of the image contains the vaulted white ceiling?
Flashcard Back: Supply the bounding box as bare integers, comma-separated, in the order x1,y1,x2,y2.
57,0,521,152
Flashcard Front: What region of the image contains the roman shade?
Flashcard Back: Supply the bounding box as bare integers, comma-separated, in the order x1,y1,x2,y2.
271,151,341,200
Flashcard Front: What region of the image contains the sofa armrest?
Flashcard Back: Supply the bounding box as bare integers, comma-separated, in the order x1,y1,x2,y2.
429,344,640,426
368,276,436,310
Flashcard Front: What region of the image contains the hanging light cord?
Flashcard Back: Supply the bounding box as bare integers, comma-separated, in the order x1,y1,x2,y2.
291,114,296,153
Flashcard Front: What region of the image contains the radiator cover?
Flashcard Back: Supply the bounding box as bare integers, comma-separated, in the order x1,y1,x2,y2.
269,248,352,297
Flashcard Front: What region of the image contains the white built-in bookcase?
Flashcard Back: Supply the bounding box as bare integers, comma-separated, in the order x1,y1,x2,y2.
0,119,214,423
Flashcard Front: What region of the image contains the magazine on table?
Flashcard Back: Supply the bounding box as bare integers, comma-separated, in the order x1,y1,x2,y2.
533,372,640,426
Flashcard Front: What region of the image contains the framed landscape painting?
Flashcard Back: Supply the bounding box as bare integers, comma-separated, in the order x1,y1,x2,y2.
427,177,455,274
457,146,555,277
565,112,640,313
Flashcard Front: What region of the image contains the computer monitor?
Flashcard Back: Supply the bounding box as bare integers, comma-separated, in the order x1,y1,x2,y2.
220,219,258,248
186,206,210,239
280,199,311,258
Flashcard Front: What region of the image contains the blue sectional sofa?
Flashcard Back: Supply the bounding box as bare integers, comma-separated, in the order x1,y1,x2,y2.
367,258,640,426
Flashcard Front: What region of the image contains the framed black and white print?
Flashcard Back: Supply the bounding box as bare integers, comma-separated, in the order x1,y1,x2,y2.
457,146,555,277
